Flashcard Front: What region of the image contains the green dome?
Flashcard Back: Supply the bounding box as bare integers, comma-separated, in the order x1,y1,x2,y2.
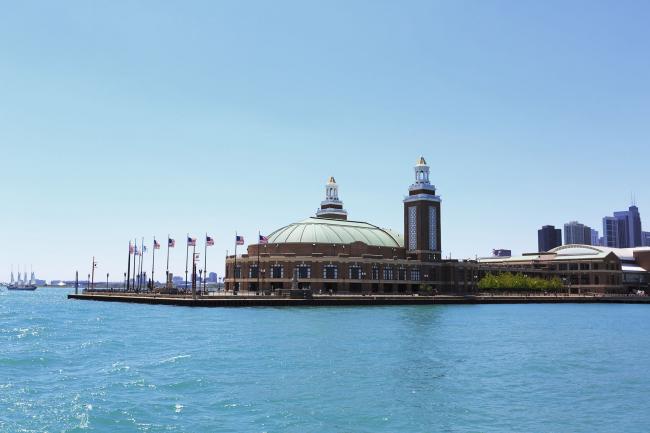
266,217,404,248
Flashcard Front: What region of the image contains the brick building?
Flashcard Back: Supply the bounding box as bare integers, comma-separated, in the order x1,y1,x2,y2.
224,157,476,294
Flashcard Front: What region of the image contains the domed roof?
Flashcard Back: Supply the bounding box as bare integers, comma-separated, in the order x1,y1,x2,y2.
266,217,404,248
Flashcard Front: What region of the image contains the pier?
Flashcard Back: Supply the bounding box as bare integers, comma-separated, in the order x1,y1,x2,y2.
68,292,650,307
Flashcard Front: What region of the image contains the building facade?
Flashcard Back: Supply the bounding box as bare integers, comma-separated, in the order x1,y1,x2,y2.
605,205,643,248
603,216,620,247
564,221,592,245
538,225,562,252
643,232,650,247
480,245,650,293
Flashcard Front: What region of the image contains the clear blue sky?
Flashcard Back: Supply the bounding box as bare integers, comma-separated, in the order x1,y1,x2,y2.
1,1,649,281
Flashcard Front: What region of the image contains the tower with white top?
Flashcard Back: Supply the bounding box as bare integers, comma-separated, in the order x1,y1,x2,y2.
403,157,441,261
316,177,348,220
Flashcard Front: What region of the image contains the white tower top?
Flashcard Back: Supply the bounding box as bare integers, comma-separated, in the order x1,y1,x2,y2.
316,176,348,220
325,176,339,200
409,156,436,194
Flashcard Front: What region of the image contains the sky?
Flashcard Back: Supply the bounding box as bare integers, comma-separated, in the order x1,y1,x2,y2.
1,0,649,281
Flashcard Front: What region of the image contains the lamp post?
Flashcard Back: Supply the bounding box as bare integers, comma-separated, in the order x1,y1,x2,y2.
261,269,266,296
123,272,126,291
106,273,109,291
361,271,366,295
87,274,90,292
199,270,203,296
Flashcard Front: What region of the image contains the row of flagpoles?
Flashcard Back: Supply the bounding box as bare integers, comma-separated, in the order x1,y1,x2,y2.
124,232,270,292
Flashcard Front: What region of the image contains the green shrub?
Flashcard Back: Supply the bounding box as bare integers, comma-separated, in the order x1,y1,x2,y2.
419,284,434,295
478,272,562,291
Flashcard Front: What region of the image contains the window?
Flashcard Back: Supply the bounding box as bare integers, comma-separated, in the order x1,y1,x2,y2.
234,266,241,279
569,263,579,271
429,206,437,250
579,263,589,271
408,207,417,250
349,265,362,280
410,269,420,281
249,265,259,278
295,264,311,279
271,265,283,279
398,268,406,281
323,265,338,279
372,266,379,280
383,267,394,280
559,263,568,271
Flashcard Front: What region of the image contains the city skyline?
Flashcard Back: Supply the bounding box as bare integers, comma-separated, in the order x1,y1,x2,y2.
1,1,649,280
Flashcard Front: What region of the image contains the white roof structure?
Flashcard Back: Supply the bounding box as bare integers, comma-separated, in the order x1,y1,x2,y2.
478,244,650,272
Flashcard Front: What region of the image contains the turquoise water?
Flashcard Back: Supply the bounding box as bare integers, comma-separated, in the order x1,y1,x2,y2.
2,288,650,432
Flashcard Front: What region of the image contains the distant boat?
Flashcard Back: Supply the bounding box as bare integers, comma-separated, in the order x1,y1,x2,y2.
6,267,37,291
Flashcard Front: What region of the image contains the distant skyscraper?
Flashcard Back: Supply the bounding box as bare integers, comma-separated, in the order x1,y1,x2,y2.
538,225,562,252
564,221,592,245
613,211,631,248
605,205,643,247
603,216,620,247
643,232,650,247
628,205,642,247
590,229,600,246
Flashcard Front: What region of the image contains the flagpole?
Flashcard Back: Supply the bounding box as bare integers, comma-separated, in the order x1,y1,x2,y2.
132,238,137,292
139,237,144,291
185,233,189,293
166,234,170,288
192,243,197,299
234,233,238,294
126,242,131,292
151,236,156,292
257,231,260,294
203,233,208,295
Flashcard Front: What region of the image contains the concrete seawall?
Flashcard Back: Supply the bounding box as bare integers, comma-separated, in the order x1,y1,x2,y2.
68,293,650,307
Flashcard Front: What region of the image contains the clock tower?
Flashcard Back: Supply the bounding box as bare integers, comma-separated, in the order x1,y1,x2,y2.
403,157,441,261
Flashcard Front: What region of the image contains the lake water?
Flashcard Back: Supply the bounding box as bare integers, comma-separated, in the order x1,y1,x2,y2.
2,288,650,432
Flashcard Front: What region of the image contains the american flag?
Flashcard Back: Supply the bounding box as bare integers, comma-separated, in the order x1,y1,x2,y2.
134,245,139,256
206,235,214,246
236,235,244,245
187,236,197,246
154,239,161,250
129,242,134,254
143,246,147,254
168,238,175,248
259,234,269,244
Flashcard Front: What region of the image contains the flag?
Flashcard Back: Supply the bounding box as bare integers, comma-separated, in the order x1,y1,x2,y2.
206,235,214,246
236,235,244,245
259,234,269,244
187,237,197,246
168,238,175,248
154,239,161,250
134,245,139,255
129,242,134,254
143,246,147,253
